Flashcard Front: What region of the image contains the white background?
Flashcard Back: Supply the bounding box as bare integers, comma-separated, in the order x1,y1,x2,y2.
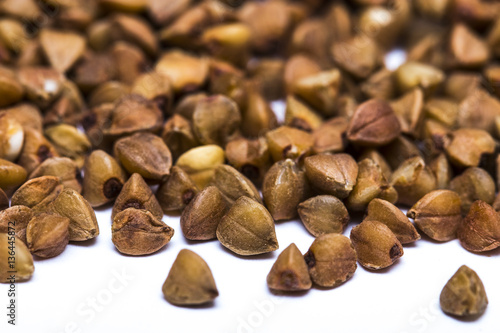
2,52,500,333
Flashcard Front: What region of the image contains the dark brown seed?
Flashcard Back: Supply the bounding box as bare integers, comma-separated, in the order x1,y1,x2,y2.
210,165,261,205
267,243,312,292
11,176,61,210
266,126,313,162
298,195,349,237
312,117,348,154
304,153,358,199
26,213,70,258
457,200,500,252
162,249,218,306
112,208,174,256
449,167,496,214
346,99,401,147
440,265,488,317
350,220,403,270
304,234,357,288
0,206,33,244
365,199,420,244
180,186,227,241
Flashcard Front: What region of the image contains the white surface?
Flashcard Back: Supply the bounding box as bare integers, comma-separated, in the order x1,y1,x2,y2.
2,207,500,333
2,50,499,333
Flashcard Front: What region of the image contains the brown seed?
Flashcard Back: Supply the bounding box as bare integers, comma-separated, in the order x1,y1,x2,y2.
365,199,420,244
17,67,64,108
114,132,172,182
450,23,490,68
304,234,357,287
429,153,453,190
82,150,127,207
208,59,248,111
175,145,225,189
331,35,382,79
0,66,23,108
44,124,92,164
298,195,349,237
312,117,348,154
161,114,198,160
359,149,392,181
0,158,27,193
440,265,488,317
0,233,34,283
17,128,59,174
240,86,278,138
0,206,33,245
350,220,404,270
304,153,358,199
267,243,312,292
39,29,86,73
395,61,445,94
284,95,323,132
379,136,422,170
407,190,462,242
390,88,425,137
283,54,322,94
162,249,218,306
457,200,500,252
88,81,130,108
346,159,398,212
11,176,61,210
113,173,163,221
424,98,459,128
0,111,24,162
132,71,173,113
390,156,437,206
361,68,395,101
0,188,7,210
201,23,251,67
263,159,309,221
444,129,495,168
26,213,70,258
180,186,227,241
51,188,99,242
346,99,401,147
210,165,261,205
449,167,496,214
457,89,500,135
216,196,278,256
292,69,342,117
247,58,285,101
156,166,199,213
110,14,158,56
174,93,207,120
266,126,313,162
225,137,271,187
29,157,81,193
112,208,174,256
192,95,241,147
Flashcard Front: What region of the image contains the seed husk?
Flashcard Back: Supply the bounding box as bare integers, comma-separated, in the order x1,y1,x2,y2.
161,114,199,161
26,213,70,258
365,199,420,244
156,166,199,213
216,196,278,256
175,145,225,189
312,117,348,154
180,186,227,241
303,233,357,288
457,200,500,252
266,126,313,162
210,165,261,205
444,129,495,168
346,159,398,211
192,95,241,147
82,150,127,207
0,158,27,193
449,167,496,214
114,132,172,182
298,195,349,237
0,233,34,283
29,157,81,193
112,208,174,255
346,99,401,147
440,265,488,317
17,127,59,174
0,206,33,245
263,159,309,221
407,190,462,242
267,243,312,292
390,156,437,206
112,173,163,221
350,220,404,270
162,249,218,306
304,153,358,199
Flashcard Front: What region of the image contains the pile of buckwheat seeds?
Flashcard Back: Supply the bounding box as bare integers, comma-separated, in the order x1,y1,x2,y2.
0,0,499,318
